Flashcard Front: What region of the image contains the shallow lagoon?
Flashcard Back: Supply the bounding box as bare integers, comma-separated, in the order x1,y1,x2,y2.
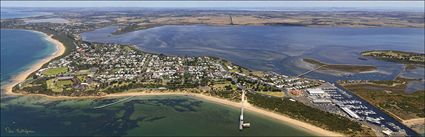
81,25,424,78
82,25,424,90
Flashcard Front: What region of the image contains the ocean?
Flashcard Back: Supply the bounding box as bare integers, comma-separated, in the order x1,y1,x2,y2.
0,29,56,85
0,29,313,136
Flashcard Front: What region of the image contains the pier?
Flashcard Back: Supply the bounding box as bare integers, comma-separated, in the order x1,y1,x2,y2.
298,65,327,77
93,96,135,109
239,90,250,130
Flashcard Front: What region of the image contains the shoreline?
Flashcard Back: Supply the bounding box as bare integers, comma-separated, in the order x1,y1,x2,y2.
109,92,345,136
4,91,345,137
1,30,66,96
0,30,344,136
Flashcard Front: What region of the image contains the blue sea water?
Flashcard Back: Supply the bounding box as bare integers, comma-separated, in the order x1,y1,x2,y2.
0,29,56,85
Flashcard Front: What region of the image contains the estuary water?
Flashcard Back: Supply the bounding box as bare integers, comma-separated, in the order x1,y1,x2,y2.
1,29,313,136
82,25,425,90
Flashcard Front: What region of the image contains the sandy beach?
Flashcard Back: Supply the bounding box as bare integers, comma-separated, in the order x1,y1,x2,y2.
1,30,65,96
0,31,343,137
105,92,345,136
2,90,345,136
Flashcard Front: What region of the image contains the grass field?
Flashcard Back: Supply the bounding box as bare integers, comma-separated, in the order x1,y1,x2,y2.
42,67,68,76
46,79,62,92
46,78,73,92
57,80,73,87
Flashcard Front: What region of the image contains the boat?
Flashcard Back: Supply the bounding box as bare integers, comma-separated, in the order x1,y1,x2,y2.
366,117,381,125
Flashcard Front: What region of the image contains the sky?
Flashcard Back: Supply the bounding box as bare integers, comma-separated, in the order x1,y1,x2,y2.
1,1,424,8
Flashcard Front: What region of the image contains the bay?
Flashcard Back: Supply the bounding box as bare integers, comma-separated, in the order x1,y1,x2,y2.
82,25,425,89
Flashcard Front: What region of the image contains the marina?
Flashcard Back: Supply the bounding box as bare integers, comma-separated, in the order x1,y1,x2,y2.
297,82,415,136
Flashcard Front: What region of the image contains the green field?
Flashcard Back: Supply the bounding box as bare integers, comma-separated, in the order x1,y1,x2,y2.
46,79,62,92
57,80,73,87
46,78,73,92
42,67,68,76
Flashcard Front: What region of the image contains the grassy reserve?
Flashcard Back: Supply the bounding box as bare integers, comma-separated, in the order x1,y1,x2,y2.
46,78,73,92
42,67,69,76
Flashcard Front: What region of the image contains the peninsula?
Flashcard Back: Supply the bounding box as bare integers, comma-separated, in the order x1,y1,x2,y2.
2,8,423,136
361,50,425,65
1,27,370,136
